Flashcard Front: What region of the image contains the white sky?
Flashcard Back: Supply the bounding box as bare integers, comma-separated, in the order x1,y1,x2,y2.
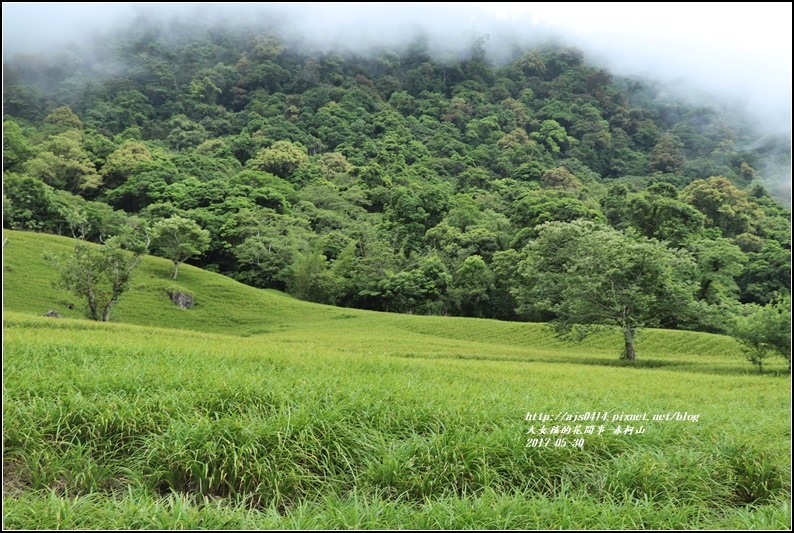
481,2,792,134
2,2,792,135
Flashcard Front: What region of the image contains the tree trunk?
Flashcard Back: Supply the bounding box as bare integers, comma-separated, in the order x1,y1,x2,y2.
102,302,113,322
622,326,636,362
172,262,179,280
87,292,99,321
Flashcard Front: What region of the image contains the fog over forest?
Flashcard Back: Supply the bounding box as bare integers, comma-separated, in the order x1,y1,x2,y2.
3,2,791,138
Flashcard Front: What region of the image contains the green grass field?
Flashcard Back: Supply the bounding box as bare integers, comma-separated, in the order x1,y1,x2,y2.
3,230,791,529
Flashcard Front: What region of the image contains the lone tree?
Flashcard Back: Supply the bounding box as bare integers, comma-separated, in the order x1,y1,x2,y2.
732,295,791,373
49,239,142,322
151,216,210,280
515,220,697,361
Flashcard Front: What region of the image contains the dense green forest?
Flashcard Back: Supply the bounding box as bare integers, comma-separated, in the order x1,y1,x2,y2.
3,19,791,336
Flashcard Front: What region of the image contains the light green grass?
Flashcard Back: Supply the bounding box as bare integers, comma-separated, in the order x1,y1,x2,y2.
3,230,791,529
3,229,779,374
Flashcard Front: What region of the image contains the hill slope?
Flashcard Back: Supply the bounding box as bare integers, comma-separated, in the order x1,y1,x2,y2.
2,229,763,372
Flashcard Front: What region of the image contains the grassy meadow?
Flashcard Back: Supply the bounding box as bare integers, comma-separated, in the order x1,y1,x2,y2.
2,229,791,529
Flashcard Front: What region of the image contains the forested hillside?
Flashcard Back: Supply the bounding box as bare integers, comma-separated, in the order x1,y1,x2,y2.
3,18,790,333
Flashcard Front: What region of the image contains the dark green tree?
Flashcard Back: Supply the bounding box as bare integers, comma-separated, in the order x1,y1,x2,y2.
449,254,493,317
3,119,34,171
151,216,211,279
647,134,684,174
515,220,697,361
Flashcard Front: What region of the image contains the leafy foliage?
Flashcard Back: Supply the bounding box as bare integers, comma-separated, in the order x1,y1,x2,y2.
732,295,791,372
515,220,697,360
151,216,211,279
47,240,141,321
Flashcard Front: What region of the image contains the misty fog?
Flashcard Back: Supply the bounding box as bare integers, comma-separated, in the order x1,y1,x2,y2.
3,3,790,137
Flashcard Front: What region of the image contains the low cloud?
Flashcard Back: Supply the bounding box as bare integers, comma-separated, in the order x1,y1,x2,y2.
3,2,791,138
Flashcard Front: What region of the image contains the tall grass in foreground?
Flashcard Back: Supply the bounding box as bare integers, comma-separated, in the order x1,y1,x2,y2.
3,315,790,529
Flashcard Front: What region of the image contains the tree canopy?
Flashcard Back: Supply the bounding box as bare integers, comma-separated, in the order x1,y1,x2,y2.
151,216,211,279
515,220,698,360
48,240,142,321
731,294,791,373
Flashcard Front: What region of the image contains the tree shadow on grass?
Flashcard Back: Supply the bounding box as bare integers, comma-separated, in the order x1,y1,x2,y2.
387,351,783,378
